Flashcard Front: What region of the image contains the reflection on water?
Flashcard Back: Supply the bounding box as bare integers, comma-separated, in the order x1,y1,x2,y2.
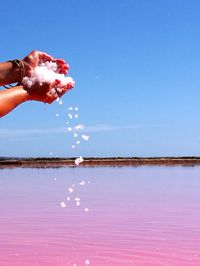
0,166,200,266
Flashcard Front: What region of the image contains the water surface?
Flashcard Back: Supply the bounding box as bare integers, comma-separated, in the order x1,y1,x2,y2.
0,166,200,265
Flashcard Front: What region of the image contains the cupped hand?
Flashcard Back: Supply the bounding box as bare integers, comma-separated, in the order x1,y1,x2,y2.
22,50,69,77
26,80,74,104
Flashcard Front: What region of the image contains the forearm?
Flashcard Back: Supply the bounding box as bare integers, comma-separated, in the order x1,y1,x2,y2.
0,61,20,86
0,86,30,118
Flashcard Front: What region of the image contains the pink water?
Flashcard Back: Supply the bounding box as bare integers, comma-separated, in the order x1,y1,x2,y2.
0,166,200,266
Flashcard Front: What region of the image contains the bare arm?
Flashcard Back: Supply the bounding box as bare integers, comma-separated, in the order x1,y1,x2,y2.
0,86,30,118
0,61,20,86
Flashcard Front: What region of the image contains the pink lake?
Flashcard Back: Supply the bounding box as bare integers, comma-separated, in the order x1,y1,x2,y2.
0,166,200,266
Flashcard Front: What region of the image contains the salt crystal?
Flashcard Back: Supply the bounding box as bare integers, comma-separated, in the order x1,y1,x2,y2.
85,208,89,212
72,145,75,149
75,114,78,119
75,124,84,130
67,127,72,131
60,202,66,208
74,197,80,201
72,184,75,187
76,201,80,206
76,141,80,145
75,107,79,111
68,107,73,110
56,113,59,117
73,133,78,138
85,259,90,265
79,180,85,186
56,97,60,102
22,61,75,90
67,196,70,201
58,99,63,105
75,156,84,165
68,113,73,119
68,187,74,193
82,134,90,141
54,177,57,181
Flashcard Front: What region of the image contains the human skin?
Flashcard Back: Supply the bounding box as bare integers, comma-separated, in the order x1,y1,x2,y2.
0,51,73,118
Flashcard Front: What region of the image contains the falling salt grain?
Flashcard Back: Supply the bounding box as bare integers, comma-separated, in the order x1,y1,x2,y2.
76,201,81,206
58,99,63,105
68,114,73,119
73,133,78,138
60,202,66,208
79,180,85,186
75,107,79,111
75,156,84,165
67,196,70,201
75,114,79,119
74,197,80,202
68,107,73,110
82,134,90,141
67,127,72,131
68,187,74,193
75,124,84,130
56,113,59,117
72,145,75,149
85,259,90,265
76,141,80,145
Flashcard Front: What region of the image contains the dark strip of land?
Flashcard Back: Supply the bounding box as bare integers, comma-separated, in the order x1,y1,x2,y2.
0,157,200,168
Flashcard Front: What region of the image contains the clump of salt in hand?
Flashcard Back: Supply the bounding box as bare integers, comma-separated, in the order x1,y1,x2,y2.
22,60,75,100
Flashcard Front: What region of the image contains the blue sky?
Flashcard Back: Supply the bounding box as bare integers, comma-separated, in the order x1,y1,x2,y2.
1,0,200,157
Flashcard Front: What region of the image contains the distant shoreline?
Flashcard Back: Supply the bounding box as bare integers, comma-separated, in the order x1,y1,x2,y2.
1,157,200,168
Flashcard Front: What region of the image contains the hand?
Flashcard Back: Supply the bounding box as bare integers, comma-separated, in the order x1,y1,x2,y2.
26,81,74,104
22,50,69,77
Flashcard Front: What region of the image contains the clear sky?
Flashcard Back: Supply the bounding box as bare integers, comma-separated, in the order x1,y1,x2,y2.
1,0,200,158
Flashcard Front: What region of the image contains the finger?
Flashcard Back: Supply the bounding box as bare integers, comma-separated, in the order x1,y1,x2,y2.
39,52,53,62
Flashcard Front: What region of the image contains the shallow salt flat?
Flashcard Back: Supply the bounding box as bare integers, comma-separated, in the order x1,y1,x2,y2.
0,166,200,265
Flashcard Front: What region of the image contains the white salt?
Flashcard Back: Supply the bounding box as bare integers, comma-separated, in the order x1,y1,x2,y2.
79,180,85,186
75,114,79,119
67,196,70,201
74,197,80,202
75,124,84,130
85,208,89,212
56,113,59,117
72,145,75,149
60,202,66,208
85,259,90,265
76,201,81,206
75,156,84,165
58,99,63,105
75,107,79,111
68,107,73,110
22,61,75,98
68,187,74,193
82,134,90,141
73,133,78,138
67,127,72,131
68,113,73,119
76,141,80,145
